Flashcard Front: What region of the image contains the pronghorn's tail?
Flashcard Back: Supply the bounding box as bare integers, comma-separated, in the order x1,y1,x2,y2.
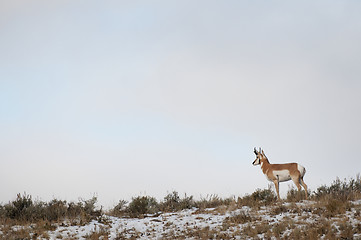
301,166,306,178
298,164,306,178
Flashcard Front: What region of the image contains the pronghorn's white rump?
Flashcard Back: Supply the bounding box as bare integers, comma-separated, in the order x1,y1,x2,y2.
252,148,308,200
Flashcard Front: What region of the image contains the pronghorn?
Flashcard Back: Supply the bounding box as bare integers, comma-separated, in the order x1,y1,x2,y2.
252,148,308,200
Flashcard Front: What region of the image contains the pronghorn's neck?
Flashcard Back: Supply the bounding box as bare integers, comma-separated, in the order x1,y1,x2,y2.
260,157,270,174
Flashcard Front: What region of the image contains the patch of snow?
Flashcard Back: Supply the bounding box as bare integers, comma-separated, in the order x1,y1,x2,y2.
2,199,360,239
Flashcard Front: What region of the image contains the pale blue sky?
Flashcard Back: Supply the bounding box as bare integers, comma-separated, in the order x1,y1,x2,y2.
1,0,361,208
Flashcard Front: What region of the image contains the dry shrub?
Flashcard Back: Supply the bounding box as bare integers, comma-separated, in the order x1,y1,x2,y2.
224,210,252,226
107,199,128,217
195,194,234,210
160,191,195,212
182,226,239,240
127,196,159,218
184,226,214,239
115,228,142,239
237,187,277,209
271,204,288,215
287,202,303,215
338,219,354,239
44,199,67,222
254,221,272,235
241,222,272,239
85,226,110,240
0,193,101,226
287,219,336,240
4,193,34,222
355,222,361,235
286,187,309,202
313,175,361,201
110,191,195,218
288,226,319,240
31,220,57,238
251,188,277,204
325,199,347,217
242,223,258,238
272,221,289,239
313,198,353,218
3,227,32,240
314,219,335,237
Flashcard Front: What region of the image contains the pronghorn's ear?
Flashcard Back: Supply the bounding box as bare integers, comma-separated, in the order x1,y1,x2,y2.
261,150,266,158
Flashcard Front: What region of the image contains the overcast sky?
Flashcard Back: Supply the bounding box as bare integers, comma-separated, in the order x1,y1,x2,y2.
1,1,361,208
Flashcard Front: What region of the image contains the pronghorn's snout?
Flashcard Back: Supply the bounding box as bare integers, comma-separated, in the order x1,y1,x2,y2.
252,157,260,165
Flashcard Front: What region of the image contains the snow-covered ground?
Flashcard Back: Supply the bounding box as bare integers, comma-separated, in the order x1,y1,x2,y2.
1,199,360,239
44,200,361,239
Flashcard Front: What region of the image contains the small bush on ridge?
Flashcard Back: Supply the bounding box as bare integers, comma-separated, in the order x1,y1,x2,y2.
160,191,195,212
127,196,159,217
0,193,101,224
313,175,361,201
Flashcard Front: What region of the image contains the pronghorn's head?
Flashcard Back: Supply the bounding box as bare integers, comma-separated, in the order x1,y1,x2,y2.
252,147,267,165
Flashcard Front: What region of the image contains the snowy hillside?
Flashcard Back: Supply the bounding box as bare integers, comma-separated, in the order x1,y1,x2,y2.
1,176,360,239
46,200,361,239
1,199,359,239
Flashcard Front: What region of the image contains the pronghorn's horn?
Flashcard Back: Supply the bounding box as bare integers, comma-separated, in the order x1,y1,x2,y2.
259,147,261,153
254,147,258,154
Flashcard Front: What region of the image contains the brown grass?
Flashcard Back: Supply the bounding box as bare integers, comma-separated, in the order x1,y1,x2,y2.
1,175,360,239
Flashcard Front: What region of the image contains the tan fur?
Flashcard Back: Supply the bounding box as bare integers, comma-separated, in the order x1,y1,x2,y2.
253,148,308,200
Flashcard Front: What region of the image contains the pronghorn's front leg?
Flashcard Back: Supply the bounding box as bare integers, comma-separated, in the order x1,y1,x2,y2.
273,179,280,200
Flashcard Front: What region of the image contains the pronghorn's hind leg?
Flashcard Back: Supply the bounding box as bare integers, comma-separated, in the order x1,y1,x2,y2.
291,176,302,191
291,175,303,199
292,175,308,200
300,177,308,199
